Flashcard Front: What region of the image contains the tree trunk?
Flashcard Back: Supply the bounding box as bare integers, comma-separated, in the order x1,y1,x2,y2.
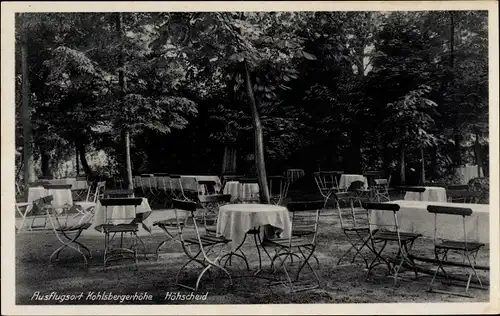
449,12,462,167
243,60,270,204
222,146,237,174
77,142,93,177
21,37,35,185
125,131,133,190
346,128,362,174
475,130,482,177
40,149,51,177
116,12,133,190
75,142,80,175
400,146,406,185
420,147,425,185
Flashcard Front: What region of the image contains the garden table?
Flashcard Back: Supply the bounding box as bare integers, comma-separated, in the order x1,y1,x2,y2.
93,197,153,233
27,186,73,213
223,181,259,202
404,186,447,202
338,174,368,190
216,204,291,251
371,200,489,243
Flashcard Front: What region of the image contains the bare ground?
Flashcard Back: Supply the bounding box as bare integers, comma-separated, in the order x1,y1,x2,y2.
15,208,490,305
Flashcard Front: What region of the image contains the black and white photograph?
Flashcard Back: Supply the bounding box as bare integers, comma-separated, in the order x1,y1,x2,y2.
1,1,499,315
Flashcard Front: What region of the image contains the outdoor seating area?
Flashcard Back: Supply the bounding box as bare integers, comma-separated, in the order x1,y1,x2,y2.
10,9,493,308
14,169,491,304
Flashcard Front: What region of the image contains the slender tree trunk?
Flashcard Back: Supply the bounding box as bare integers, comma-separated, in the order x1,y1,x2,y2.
347,127,362,174
420,147,425,185
400,145,406,185
475,130,482,177
40,149,51,177
243,60,270,204
75,142,80,175
222,146,237,174
116,12,133,190
21,36,35,185
449,12,462,167
77,142,93,177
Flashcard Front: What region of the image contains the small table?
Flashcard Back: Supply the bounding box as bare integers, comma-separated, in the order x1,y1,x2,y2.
404,186,447,202
223,181,259,202
217,204,291,251
93,198,153,233
338,174,368,190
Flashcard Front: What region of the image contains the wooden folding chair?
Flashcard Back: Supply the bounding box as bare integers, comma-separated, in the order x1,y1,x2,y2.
446,190,482,203
99,197,144,269
266,201,324,292
169,175,186,201
371,175,392,202
364,202,421,286
334,192,371,267
426,205,485,297
268,176,289,206
347,180,372,207
314,171,343,208
43,195,93,269
173,199,233,291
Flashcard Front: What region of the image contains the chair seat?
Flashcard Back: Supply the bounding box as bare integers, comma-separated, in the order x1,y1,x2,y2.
373,230,421,242
436,240,484,251
56,222,92,232
343,226,370,232
184,235,229,246
265,236,313,248
291,229,316,237
102,224,138,233
154,219,182,227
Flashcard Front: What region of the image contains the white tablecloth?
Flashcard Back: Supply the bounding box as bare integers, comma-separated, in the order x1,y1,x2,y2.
48,178,88,190
370,200,489,243
455,165,484,185
223,181,259,202
404,186,447,202
93,198,153,232
27,187,73,214
339,174,368,190
216,204,291,251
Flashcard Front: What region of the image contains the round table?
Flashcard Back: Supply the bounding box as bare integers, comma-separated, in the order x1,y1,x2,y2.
223,181,260,202
216,204,291,251
338,174,368,190
404,186,447,202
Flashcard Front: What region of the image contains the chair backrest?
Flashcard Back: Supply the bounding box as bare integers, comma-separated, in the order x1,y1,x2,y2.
93,181,106,203
397,186,426,193
446,189,481,203
427,205,474,247
100,197,143,207
314,171,343,190
99,197,143,225
363,171,384,187
333,191,367,229
76,175,87,181
29,180,50,187
238,177,258,184
38,175,53,180
180,177,198,193
363,202,402,241
198,180,218,195
447,184,469,190
287,200,324,244
104,189,134,198
43,184,72,190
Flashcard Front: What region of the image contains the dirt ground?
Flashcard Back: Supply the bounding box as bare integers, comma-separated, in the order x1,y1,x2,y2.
15,208,490,305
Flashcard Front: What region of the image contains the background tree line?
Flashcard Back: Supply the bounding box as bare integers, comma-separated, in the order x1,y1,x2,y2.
15,11,489,194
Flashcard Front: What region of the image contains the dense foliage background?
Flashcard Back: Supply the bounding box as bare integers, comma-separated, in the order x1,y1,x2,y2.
15,11,489,186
